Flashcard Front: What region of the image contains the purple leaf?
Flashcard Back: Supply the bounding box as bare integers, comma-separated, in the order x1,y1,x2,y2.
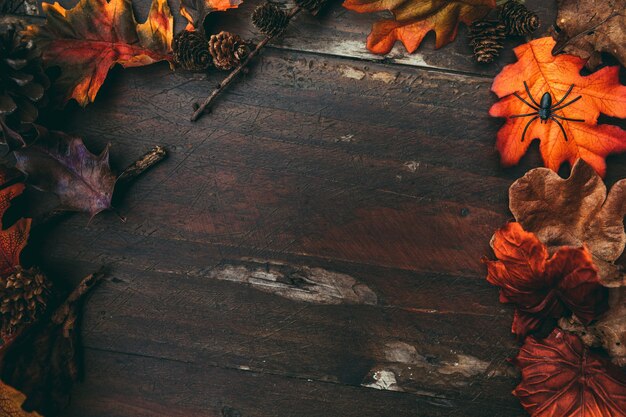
14,128,116,217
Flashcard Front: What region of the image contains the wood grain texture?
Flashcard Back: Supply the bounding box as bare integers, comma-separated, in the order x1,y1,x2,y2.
21,0,626,415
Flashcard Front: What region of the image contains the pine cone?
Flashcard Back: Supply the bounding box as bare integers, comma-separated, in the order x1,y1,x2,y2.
295,0,328,14
252,3,289,37
500,1,539,36
208,31,249,71
172,30,213,72
469,20,506,64
0,266,52,335
0,24,49,130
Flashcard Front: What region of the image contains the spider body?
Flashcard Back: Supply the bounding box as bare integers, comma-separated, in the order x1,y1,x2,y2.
538,93,552,120
510,82,585,142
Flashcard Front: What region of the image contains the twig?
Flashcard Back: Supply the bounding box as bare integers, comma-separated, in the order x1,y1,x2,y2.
190,6,302,122
116,145,167,186
32,145,167,227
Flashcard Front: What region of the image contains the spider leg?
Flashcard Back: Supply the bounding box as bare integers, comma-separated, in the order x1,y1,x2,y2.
551,95,582,111
510,112,538,118
524,81,541,107
513,92,540,110
521,116,539,142
552,84,574,107
550,116,569,142
552,114,585,122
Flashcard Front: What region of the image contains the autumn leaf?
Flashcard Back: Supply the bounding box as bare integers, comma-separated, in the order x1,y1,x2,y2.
14,127,116,218
180,0,242,31
552,0,626,70
513,328,626,417
0,381,41,417
509,159,626,287
484,222,608,338
24,0,174,106
560,288,626,367
489,37,626,176
0,166,29,278
342,0,495,54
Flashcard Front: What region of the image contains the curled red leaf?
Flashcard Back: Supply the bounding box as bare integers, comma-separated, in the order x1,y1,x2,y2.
484,222,608,338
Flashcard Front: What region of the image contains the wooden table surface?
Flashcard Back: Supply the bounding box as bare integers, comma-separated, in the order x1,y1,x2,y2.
28,0,626,415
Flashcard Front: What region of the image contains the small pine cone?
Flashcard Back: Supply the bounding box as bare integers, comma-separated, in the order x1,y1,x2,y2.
469,20,506,64
295,0,328,14
0,266,52,335
252,3,289,37
0,24,50,130
172,30,212,72
208,31,250,71
500,1,539,36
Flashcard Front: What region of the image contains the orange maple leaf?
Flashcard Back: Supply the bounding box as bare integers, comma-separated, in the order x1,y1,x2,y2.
0,382,42,417
25,0,174,106
489,37,626,177
342,0,495,54
0,168,29,278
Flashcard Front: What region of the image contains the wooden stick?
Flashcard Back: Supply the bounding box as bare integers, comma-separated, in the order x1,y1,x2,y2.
190,7,302,122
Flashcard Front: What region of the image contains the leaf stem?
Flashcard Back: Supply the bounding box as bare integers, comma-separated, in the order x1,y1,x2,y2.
190,6,302,122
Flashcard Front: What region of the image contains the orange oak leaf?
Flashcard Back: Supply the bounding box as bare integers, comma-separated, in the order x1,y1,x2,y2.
0,382,42,417
513,329,626,417
489,37,626,177
24,0,174,106
484,222,607,338
0,167,29,278
342,0,495,54
180,0,242,31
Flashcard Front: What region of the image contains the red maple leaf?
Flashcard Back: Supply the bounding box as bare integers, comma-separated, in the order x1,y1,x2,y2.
513,329,626,417
484,222,607,338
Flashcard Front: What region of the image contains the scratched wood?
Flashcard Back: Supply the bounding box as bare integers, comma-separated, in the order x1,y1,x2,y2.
16,0,626,416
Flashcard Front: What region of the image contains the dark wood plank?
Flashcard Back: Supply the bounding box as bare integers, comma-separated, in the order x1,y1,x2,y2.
63,348,522,417
19,0,624,415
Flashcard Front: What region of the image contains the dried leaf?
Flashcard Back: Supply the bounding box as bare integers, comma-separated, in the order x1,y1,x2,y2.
14,128,116,218
179,0,242,31
552,0,626,70
0,382,41,417
342,0,495,54
560,288,626,366
513,328,626,417
24,0,174,106
2,270,104,416
509,159,626,287
489,37,626,176
484,222,608,339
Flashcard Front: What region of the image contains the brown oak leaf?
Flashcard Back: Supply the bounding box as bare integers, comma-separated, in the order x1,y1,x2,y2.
509,159,626,287
552,0,626,70
0,166,29,278
342,0,495,54
25,0,174,106
513,328,626,417
484,222,608,339
14,127,116,218
0,382,41,417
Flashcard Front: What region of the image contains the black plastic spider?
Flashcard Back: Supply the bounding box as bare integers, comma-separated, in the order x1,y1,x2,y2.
510,82,585,142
